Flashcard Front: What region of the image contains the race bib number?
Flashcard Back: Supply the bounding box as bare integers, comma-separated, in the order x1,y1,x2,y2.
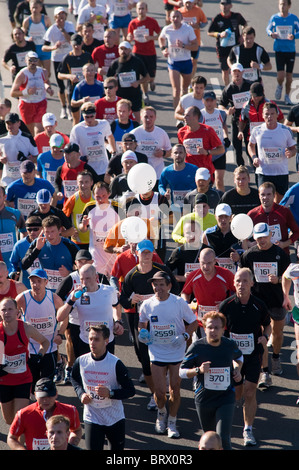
242,67,258,82
204,367,231,390
184,262,200,274
30,30,44,45
263,147,283,164
139,139,158,156
6,161,21,179
220,31,236,47
46,170,56,185
232,91,250,109
250,121,263,132
230,332,254,355
83,320,108,342
182,17,197,26
32,439,50,450
87,145,104,162
44,269,63,291
30,314,56,335
183,138,203,154
253,262,277,283
269,224,281,243
276,25,292,40
133,27,149,43
63,180,78,198
197,304,218,319
17,198,38,218
119,71,136,88
216,257,237,274
3,353,27,374
71,67,84,81
16,51,27,67
151,323,176,344
168,45,186,60
114,1,128,16
172,189,189,207
0,233,13,253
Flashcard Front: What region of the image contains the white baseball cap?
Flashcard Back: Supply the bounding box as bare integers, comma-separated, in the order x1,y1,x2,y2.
215,203,232,217
253,222,270,239
121,150,138,163
26,51,39,59
195,167,210,181
42,112,56,127
231,62,244,72
119,41,132,50
49,133,64,149
54,6,66,15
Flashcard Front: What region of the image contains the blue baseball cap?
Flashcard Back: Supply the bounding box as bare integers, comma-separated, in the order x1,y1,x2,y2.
36,189,51,204
136,239,154,253
253,223,270,239
28,269,48,280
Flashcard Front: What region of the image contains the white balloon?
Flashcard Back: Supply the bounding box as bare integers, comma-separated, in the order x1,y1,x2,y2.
231,214,253,240
127,163,157,194
120,216,148,243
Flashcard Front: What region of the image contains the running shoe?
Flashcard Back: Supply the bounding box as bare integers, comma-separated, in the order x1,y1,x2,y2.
258,371,272,389
275,84,282,100
167,420,180,438
147,394,158,411
285,94,294,105
243,428,256,446
67,106,72,121
139,373,145,383
60,107,67,119
63,367,72,385
53,361,64,383
155,412,167,434
143,94,150,106
271,356,283,376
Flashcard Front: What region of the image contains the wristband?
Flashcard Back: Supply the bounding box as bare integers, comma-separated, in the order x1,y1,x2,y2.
114,319,124,325
67,299,75,306
259,63,264,71
161,46,166,51
162,150,166,157
182,332,190,341
109,390,115,398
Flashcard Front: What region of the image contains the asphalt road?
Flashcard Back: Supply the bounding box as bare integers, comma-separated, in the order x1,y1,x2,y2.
0,0,299,454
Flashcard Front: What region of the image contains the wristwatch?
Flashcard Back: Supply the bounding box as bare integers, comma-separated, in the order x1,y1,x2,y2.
195,367,200,374
109,390,114,398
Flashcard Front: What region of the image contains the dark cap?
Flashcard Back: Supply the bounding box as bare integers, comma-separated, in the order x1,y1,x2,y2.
122,133,137,142
194,193,208,205
75,249,92,261
203,91,216,100
220,0,232,4
35,378,57,398
5,112,20,123
71,33,83,45
147,271,172,284
250,81,264,97
63,142,80,154
20,159,35,173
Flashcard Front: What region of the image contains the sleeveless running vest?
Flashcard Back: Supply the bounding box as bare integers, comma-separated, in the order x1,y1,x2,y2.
20,66,46,103
22,289,57,354
0,280,18,302
0,319,32,385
